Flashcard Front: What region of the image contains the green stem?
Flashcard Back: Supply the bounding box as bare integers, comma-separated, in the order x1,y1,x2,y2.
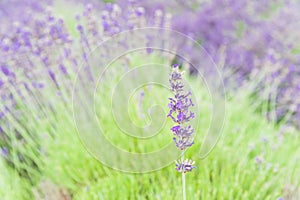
182,152,186,200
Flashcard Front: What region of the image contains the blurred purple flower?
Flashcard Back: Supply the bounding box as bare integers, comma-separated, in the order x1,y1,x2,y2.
1,65,10,76
1,146,9,157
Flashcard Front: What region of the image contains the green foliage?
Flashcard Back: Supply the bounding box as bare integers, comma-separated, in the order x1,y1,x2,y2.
1,60,299,199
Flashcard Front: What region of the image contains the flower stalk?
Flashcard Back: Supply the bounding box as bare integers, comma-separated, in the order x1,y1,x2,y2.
167,64,196,199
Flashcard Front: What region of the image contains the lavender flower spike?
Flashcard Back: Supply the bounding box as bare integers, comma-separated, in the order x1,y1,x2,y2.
168,64,195,151
167,64,196,173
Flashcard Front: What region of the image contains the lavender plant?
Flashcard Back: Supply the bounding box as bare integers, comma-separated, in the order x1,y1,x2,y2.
168,64,196,199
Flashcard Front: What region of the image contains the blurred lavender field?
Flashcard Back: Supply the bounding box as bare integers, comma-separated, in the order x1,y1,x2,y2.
0,0,300,199
1,0,300,128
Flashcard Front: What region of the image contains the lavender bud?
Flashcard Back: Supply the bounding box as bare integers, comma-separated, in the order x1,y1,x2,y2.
175,158,196,173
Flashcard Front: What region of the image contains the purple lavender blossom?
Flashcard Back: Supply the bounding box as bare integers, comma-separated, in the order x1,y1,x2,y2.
167,64,195,172
168,64,195,151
